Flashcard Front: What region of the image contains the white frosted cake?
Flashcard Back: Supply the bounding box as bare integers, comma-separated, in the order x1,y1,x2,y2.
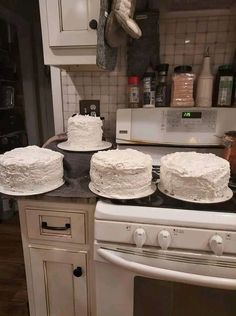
90,149,153,198
0,146,64,194
67,114,103,149
160,152,230,201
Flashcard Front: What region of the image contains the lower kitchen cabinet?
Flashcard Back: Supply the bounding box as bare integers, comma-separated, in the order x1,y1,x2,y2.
30,247,88,316
18,197,96,316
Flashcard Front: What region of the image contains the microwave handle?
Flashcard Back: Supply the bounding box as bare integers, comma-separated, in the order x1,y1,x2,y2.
97,248,236,290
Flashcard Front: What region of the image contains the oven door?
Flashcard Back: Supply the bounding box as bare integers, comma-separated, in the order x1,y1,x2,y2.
94,243,236,316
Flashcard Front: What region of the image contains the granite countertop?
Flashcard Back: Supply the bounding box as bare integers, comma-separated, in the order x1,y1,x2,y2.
45,141,97,198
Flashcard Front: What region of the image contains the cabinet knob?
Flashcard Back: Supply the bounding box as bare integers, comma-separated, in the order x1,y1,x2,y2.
89,19,98,30
73,267,83,277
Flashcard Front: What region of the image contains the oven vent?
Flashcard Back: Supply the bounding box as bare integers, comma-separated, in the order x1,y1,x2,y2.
113,247,236,269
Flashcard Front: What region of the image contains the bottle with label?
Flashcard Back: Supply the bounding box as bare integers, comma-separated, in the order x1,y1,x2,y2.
142,72,156,108
196,48,214,107
128,76,140,108
214,65,235,107
233,51,236,106
155,64,169,107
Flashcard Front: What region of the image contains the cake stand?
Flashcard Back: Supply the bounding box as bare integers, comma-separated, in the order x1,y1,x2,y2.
89,182,157,200
57,141,112,152
0,180,65,196
158,183,233,204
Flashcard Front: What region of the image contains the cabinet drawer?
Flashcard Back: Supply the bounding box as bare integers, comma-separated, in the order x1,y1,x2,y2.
25,209,86,244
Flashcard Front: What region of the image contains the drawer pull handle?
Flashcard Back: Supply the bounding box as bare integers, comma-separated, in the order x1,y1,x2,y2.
41,221,71,231
73,267,83,277
89,19,98,30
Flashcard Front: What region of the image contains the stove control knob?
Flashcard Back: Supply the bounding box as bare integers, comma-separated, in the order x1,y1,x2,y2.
158,230,171,250
134,228,146,248
209,235,224,256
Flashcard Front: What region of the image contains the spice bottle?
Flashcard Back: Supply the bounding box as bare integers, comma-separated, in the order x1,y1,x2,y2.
128,76,140,108
171,65,195,107
196,48,213,107
214,65,235,107
232,51,236,106
155,64,169,107
142,72,156,108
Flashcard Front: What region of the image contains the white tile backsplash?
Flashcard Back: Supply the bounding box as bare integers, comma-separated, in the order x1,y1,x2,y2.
61,13,236,139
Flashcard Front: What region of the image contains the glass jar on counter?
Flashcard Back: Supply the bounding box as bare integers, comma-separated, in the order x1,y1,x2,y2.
128,76,140,108
171,65,195,107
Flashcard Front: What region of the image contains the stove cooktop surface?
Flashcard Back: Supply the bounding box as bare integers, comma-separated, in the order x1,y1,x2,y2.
108,189,236,213
107,166,236,214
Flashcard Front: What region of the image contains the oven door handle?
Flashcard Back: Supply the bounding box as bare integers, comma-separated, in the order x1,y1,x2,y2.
97,248,236,290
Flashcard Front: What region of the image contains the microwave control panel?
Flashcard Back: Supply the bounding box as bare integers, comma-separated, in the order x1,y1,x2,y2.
166,109,217,133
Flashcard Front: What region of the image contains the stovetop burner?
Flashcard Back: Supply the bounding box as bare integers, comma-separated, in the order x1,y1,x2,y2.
108,166,236,213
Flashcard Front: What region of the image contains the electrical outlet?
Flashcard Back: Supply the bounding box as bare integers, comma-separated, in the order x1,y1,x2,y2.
79,100,100,117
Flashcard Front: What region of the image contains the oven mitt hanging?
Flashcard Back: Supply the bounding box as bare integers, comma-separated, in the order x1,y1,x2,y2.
105,0,142,48
127,11,160,77
97,0,118,70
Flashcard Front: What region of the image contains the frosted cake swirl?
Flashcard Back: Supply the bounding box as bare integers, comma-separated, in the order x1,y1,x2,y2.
67,114,103,149
160,152,230,201
90,149,153,198
0,146,64,193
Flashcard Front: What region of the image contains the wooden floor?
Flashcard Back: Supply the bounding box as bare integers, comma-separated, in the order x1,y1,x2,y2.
0,213,29,316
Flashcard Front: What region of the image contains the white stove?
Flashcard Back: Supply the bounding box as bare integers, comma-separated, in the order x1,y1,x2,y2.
94,108,236,316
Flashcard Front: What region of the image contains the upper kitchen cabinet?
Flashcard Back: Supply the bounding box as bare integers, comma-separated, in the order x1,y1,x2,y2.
39,0,99,65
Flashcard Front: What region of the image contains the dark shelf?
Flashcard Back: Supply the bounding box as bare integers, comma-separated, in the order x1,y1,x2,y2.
0,130,26,138
0,78,16,83
0,48,8,53
0,108,14,111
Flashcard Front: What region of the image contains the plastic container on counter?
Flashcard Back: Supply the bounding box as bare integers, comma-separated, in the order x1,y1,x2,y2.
142,72,156,108
128,76,140,108
171,65,195,107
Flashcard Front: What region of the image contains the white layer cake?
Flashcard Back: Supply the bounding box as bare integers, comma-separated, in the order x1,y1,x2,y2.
90,149,153,198
67,114,103,149
0,146,64,193
160,152,230,201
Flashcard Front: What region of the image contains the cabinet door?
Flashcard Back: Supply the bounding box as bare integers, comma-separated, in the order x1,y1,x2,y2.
45,0,99,47
30,247,88,316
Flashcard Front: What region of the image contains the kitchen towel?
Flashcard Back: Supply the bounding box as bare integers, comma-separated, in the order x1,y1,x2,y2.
97,0,118,71
127,10,160,77
135,0,159,11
